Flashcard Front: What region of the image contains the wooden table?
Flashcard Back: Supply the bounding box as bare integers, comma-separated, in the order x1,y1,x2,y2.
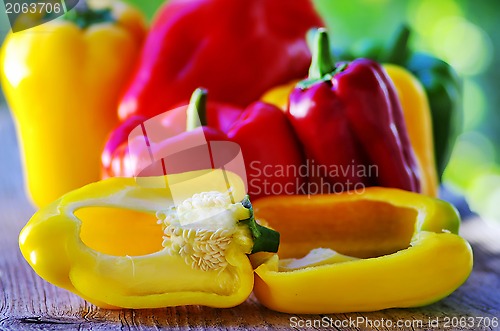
1,109,499,330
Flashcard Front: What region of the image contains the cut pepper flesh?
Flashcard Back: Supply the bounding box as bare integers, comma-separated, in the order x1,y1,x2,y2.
19,170,262,309
252,187,473,314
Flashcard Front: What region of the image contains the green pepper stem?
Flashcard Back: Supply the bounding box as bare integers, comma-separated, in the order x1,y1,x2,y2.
308,28,335,80
383,24,411,65
241,196,280,254
186,88,208,131
250,223,280,254
63,0,115,29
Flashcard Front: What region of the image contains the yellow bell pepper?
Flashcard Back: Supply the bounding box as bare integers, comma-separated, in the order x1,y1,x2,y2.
384,64,438,197
19,169,280,309
252,188,473,314
261,80,299,111
261,65,438,197
0,0,146,207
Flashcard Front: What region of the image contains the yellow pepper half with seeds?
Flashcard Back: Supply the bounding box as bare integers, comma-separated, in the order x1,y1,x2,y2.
0,0,145,207
19,169,279,309
261,65,438,197
252,188,473,314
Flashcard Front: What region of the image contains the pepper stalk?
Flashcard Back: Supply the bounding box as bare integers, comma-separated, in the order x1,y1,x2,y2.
382,24,411,65
186,88,208,130
299,28,347,89
63,0,115,29
176,88,280,254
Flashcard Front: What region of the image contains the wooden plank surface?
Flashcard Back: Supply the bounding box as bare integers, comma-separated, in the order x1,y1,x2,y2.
0,109,499,331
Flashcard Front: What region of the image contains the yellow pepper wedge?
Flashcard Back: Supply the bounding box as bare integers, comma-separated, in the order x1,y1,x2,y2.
252,188,473,314
261,65,438,197
19,170,279,309
0,0,145,207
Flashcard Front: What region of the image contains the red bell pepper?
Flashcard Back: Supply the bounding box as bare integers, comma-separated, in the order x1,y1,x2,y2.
227,102,305,199
104,89,304,200
287,29,421,193
102,114,148,178
118,0,323,121
102,92,243,178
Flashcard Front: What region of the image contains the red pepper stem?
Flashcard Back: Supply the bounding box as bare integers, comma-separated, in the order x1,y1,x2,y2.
186,88,208,131
308,28,335,80
383,24,411,65
63,0,115,29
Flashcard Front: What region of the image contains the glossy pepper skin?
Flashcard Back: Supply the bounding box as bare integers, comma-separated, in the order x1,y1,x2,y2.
346,25,462,180
104,90,305,200
288,29,420,193
102,91,243,178
262,64,438,197
19,169,280,309
0,0,145,207
118,0,323,120
261,65,437,197
252,188,473,314
226,101,305,199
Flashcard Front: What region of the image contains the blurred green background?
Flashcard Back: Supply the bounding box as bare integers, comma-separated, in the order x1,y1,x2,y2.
0,0,499,223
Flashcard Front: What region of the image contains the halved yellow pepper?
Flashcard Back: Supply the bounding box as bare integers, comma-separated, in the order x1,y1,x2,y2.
252,187,473,314
19,169,279,309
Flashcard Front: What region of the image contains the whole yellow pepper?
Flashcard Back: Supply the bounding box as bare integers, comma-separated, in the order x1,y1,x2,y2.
0,0,145,207
261,79,299,111
19,169,280,309
261,65,438,196
252,188,473,314
384,64,438,197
